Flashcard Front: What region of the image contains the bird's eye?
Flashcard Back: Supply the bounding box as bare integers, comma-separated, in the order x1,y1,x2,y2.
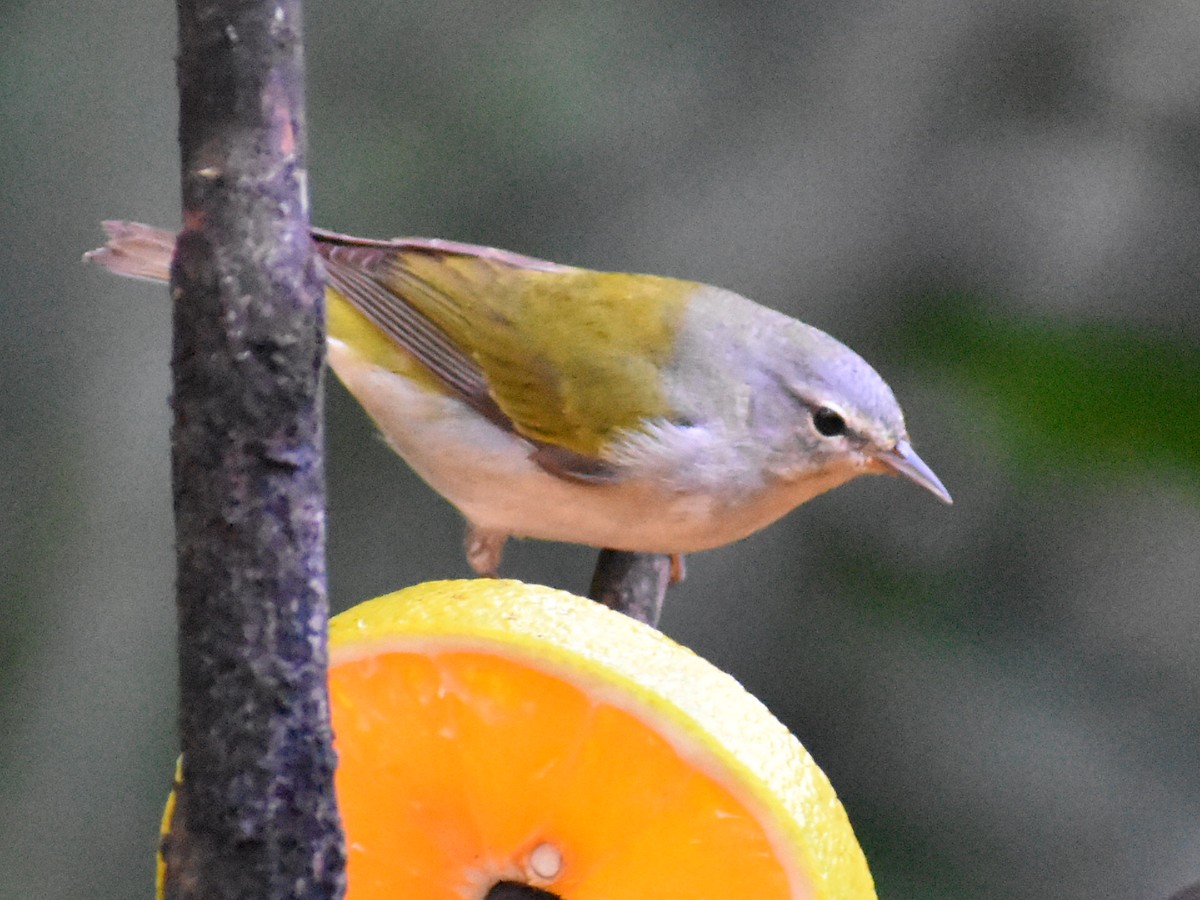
812,407,847,437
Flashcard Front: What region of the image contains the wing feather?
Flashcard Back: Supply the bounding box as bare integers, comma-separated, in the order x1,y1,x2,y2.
316,236,629,482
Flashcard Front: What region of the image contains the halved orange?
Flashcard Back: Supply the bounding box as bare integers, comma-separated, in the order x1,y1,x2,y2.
328,579,875,899
158,579,875,898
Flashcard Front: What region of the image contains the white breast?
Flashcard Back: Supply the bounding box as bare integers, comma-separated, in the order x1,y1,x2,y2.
327,338,862,554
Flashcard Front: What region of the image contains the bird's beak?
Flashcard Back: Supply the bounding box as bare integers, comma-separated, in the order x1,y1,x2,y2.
878,440,952,504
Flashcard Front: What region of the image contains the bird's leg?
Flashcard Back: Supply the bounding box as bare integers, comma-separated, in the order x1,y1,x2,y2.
465,524,508,577
669,553,686,584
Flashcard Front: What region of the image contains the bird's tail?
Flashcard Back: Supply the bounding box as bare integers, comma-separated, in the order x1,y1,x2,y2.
83,220,175,283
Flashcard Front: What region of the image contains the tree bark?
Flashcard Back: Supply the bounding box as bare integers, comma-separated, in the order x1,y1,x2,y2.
588,550,671,627
164,0,344,897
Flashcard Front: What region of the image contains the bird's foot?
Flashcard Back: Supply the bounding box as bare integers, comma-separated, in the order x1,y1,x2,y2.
465,525,508,577
669,553,686,584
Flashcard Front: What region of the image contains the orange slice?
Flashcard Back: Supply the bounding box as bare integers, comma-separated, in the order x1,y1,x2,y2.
157,579,875,898
329,579,875,899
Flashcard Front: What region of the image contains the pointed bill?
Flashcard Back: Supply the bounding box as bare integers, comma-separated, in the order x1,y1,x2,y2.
880,439,952,504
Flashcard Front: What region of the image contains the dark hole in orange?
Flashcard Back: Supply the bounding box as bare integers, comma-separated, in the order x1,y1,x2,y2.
485,881,562,900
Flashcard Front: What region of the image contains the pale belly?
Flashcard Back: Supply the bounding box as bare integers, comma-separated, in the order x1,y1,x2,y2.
328,339,860,554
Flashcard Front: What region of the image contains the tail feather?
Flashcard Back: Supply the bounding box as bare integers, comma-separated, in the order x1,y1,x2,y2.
83,220,176,283
87,221,574,287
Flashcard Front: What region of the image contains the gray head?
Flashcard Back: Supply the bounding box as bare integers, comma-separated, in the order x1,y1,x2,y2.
754,313,951,503
655,284,950,504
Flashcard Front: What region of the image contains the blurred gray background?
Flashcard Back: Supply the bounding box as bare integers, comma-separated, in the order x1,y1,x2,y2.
2,0,1198,897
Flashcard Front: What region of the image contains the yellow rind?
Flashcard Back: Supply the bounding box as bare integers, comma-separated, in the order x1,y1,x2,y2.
329,579,877,900
155,758,181,898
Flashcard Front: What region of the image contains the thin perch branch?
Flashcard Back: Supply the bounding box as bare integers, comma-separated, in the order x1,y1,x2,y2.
588,550,672,627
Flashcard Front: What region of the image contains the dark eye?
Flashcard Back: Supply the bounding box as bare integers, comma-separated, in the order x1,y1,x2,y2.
812,407,847,437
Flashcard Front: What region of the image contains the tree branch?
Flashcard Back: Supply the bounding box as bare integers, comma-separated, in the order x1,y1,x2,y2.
588,550,671,627
164,0,344,897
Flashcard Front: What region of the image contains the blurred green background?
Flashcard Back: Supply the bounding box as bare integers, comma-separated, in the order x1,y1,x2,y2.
2,1,1198,898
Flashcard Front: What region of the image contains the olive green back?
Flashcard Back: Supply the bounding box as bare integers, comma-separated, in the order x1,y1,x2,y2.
324,240,693,457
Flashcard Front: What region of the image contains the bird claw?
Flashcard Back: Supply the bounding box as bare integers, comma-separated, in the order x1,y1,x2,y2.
669,553,686,584
465,525,508,577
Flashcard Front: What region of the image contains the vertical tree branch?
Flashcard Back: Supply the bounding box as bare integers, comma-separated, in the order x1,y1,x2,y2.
165,0,344,897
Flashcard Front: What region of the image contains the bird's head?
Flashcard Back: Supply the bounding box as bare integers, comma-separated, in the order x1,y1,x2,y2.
753,315,951,504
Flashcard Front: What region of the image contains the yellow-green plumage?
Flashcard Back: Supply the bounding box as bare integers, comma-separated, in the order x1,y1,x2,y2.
370,254,690,455
86,220,951,577
326,290,442,389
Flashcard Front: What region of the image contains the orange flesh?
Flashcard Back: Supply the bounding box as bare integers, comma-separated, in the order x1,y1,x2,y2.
331,647,794,899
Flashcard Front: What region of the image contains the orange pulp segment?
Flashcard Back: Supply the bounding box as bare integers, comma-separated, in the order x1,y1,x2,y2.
329,580,876,899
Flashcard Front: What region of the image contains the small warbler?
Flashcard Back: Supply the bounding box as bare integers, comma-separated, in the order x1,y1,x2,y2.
87,221,950,576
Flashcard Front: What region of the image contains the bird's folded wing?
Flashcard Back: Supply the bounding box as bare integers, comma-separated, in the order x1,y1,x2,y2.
314,232,690,482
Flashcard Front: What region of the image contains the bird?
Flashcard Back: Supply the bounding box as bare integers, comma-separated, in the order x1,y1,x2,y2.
86,220,950,577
